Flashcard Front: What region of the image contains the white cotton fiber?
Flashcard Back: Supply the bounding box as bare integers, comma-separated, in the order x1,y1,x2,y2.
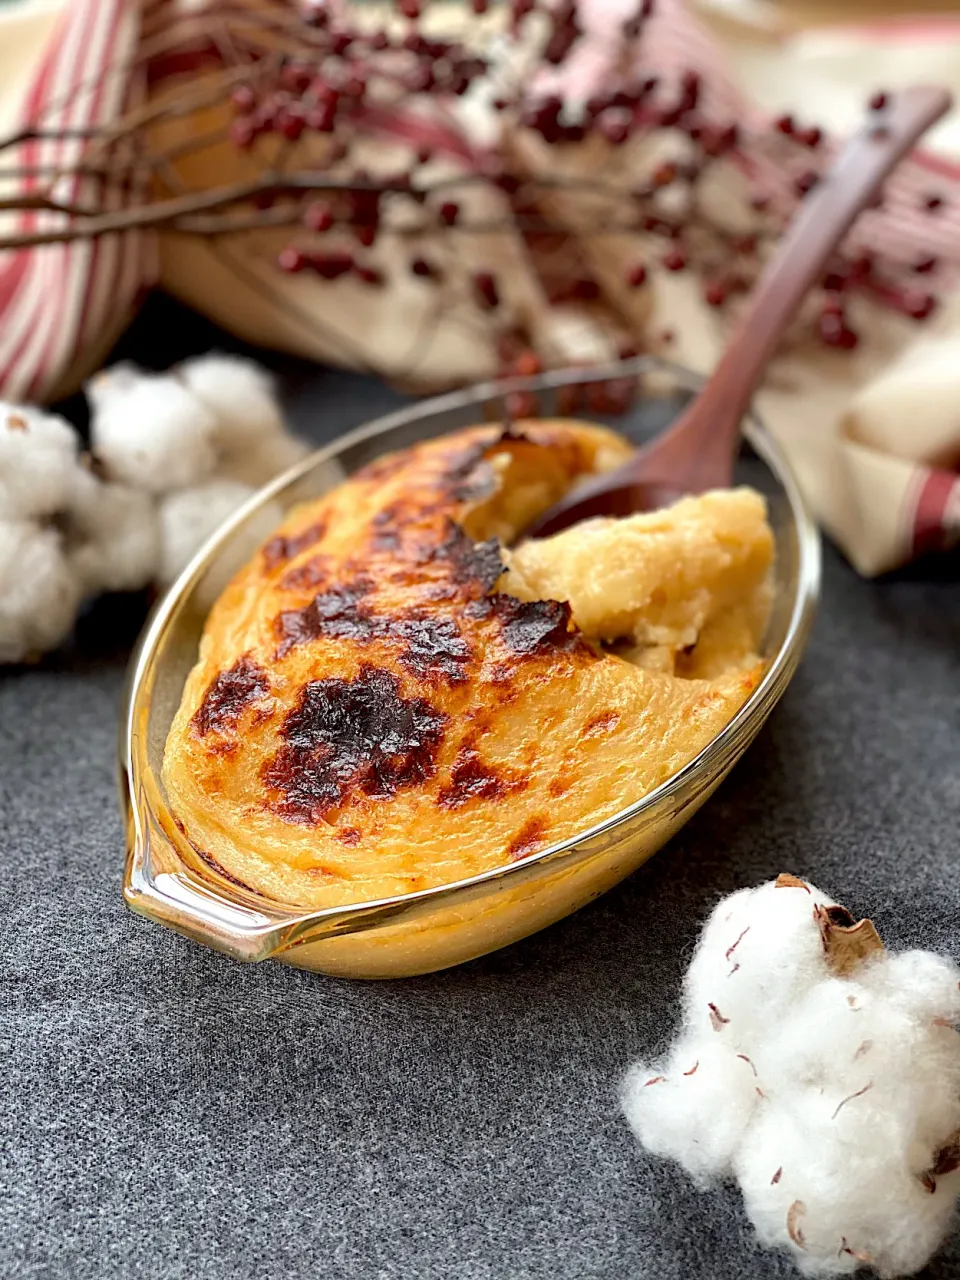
0,356,305,663
157,479,255,586
0,519,81,663
623,876,960,1277
623,1039,761,1184
681,879,840,1045
178,354,285,446
866,950,960,1026
88,364,218,492
0,405,80,520
180,353,307,488
66,470,160,595
734,1104,959,1277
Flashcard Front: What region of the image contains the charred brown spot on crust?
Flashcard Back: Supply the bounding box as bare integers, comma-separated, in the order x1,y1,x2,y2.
585,710,621,736
369,513,503,603
508,816,549,860
497,426,535,444
368,504,403,553
363,429,541,557
499,597,579,655
547,776,570,797
393,615,472,684
440,438,499,504
437,426,535,503
261,665,447,824
337,827,362,846
250,704,274,730
467,593,583,656
275,580,375,657
191,656,270,738
275,579,473,683
262,520,327,571
464,597,493,621
280,554,332,592
427,519,503,598
437,747,528,810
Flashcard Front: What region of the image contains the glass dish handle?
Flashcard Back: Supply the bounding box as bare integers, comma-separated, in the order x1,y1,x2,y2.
123,800,292,960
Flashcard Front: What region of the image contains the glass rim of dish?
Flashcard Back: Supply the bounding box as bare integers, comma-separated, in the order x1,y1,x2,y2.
120,354,821,944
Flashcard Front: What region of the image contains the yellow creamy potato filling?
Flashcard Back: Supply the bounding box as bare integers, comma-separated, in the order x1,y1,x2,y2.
502,488,774,671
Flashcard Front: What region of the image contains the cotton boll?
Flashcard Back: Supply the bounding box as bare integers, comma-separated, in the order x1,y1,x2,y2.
65,470,160,594
218,429,309,489
0,357,300,665
0,405,80,520
0,519,81,663
762,1013,935,1182
623,1041,760,1183
683,878,838,1047
88,365,218,492
157,479,255,586
844,964,960,1160
178,354,307,487
179,354,285,447
623,877,960,1277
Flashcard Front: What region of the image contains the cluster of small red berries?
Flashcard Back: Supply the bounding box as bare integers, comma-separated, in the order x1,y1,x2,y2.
277,245,383,286
222,0,950,360
228,2,490,153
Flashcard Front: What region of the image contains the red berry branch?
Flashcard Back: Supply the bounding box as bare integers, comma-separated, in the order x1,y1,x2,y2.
0,0,951,389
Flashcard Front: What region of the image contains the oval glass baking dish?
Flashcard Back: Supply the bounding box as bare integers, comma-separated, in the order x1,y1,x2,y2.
120,355,820,979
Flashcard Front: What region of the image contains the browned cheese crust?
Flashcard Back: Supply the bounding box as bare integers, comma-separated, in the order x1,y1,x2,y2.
162,421,768,908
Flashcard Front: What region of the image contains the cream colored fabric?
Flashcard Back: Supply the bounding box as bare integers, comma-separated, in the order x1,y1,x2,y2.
691,5,960,571
0,2,65,177
0,3,62,135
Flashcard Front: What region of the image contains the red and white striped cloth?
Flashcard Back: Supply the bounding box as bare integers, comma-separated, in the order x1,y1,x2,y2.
0,0,160,404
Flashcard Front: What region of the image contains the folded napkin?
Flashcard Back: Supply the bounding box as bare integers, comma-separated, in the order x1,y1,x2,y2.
691,2,960,567
1,0,958,575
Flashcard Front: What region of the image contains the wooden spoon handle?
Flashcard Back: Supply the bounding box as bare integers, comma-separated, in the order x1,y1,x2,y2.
661,86,952,474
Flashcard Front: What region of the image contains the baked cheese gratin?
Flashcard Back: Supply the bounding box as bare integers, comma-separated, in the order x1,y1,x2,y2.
162,420,773,909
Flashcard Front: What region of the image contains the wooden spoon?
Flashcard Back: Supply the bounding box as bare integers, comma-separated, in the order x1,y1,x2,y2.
526,85,952,539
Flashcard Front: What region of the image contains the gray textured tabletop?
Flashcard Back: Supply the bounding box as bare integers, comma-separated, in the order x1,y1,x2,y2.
2,297,959,1280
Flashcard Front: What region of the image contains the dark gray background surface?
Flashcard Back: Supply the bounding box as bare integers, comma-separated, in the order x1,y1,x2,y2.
2,296,958,1280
